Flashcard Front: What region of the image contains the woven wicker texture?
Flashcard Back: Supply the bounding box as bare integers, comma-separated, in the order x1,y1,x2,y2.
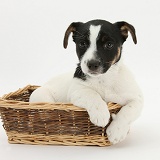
0,85,121,146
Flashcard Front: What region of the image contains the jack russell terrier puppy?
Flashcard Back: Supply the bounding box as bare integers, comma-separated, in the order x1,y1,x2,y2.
30,19,143,144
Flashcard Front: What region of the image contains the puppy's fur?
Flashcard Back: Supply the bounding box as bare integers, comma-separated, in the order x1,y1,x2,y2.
30,20,143,144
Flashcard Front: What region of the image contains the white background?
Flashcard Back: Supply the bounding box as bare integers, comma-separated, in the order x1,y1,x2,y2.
0,0,160,160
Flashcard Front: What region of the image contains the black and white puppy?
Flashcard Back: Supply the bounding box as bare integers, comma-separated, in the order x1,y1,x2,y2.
30,19,143,144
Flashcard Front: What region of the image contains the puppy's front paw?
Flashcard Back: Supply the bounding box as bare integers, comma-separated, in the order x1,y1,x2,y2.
87,105,110,127
106,118,130,144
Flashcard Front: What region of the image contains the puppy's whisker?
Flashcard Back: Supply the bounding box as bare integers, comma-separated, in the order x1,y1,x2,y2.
73,30,89,40
74,31,86,38
105,61,113,65
73,35,86,39
74,30,84,36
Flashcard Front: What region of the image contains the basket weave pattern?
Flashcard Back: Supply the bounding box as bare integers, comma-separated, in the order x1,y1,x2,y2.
0,85,121,146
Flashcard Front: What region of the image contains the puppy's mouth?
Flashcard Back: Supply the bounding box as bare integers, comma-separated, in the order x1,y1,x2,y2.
86,68,104,77
80,60,110,77
89,71,99,74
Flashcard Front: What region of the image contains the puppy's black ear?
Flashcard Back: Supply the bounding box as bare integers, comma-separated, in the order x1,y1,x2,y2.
114,21,137,44
63,22,83,49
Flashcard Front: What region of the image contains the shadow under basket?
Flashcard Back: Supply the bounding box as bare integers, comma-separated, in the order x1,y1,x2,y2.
0,85,122,146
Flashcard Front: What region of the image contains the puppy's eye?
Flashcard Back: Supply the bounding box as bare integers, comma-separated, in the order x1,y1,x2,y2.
104,41,114,50
78,41,88,49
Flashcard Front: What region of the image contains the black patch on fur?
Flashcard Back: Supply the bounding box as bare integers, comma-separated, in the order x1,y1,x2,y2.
74,63,86,80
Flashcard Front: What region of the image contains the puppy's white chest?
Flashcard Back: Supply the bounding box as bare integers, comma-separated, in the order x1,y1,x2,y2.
86,76,125,105
86,77,110,100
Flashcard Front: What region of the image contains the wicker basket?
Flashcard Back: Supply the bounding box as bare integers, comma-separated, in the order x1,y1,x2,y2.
0,85,121,146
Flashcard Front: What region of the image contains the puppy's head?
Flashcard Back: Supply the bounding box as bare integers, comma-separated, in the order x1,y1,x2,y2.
63,20,137,78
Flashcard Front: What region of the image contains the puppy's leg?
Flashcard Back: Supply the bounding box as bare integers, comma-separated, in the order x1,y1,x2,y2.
68,84,110,127
29,87,55,103
107,98,143,144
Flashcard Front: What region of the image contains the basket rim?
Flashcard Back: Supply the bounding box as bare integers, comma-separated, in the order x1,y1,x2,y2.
0,85,121,111
2,85,39,99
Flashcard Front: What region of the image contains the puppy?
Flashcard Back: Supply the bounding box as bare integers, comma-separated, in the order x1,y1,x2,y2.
30,19,143,144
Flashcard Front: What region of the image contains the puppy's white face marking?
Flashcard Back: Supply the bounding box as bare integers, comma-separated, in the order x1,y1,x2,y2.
88,25,101,53
81,25,101,75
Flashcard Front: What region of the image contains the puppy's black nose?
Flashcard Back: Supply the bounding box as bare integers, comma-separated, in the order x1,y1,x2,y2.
87,60,100,71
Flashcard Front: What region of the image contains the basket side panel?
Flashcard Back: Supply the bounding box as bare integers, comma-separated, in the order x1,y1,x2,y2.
0,107,108,136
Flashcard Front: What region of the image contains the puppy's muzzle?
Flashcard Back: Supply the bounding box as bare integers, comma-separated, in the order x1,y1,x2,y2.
87,60,100,71
86,60,103,76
